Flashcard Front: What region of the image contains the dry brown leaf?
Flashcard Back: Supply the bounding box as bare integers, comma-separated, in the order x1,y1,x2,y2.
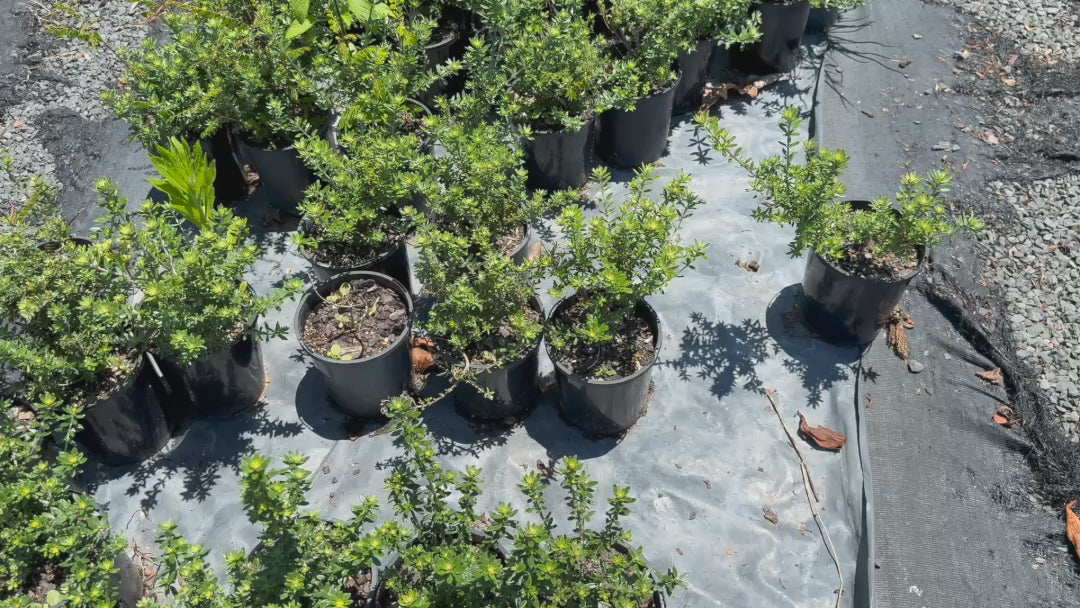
412,337,435,349
526,242,545,261
411,347,434,374
993,405,1019,427
1067,501,1080,558
977,368,1005,386
700,83,741,109
1001,76,1017,86
797,412,847,451
887,320,910,361
763,507,779,526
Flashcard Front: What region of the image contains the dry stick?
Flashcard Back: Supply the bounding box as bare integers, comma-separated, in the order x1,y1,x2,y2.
765,390,844,608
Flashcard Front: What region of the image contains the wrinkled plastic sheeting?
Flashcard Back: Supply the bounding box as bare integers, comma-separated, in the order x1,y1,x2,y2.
87,56,866,607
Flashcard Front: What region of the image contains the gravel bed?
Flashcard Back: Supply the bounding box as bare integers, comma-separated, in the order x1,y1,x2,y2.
0,0,148,206
978,175,1080,441
942,0,1080,63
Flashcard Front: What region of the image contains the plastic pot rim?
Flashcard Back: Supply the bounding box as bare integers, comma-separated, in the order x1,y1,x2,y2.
545,295,663,387
297,227,408,275
425,29,460,51
518,113,596,137
295,271,414,366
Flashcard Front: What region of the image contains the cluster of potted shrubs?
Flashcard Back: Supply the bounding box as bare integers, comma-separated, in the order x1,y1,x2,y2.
0,0,986,604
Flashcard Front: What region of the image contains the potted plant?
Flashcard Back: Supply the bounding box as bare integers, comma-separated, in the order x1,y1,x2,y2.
696,106,983,344
415,225,545,421
669,0,760,112
104,22,250,203
149,452,401,607
421,114,568,262
806,0,866,33
0,188,171,466
464,3,615,189
374,396,686,606
594,0,685,167
96,140,301,421
108,0,332,212
294,270,414,418
0,395,141,607
294,130,422,291
538,166,707,436
730,0,811,74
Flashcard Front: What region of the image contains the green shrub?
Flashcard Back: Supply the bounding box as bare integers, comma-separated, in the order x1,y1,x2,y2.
415,227,542,371
695,106,983,268
150,452,402,608
465,2,615,131
108,0,330,149
0,205,142,401
92,179,300,365
379,395,685,607
0,396,126,608
421,115,568,250
540,165,707,356
293,130,422,263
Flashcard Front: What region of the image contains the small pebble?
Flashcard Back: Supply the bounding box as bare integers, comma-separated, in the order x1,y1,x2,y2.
907,359,926,374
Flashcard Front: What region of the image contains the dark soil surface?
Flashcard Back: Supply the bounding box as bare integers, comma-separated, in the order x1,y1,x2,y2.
342,571,373,604
551,299,656,380
20,561,61,603
834,242,920,280
495,225,527,256
303,238,397,271
301,279,408,360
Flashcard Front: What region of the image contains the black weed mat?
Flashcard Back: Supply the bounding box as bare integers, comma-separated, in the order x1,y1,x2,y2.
817,0,1080,605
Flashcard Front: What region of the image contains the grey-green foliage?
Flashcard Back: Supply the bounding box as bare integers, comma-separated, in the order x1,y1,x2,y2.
695,106,984,266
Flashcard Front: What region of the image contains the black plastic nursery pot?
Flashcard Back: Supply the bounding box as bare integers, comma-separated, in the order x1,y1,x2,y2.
157,323,266,421
547,297,662,437
114,549,145,607
299,227,413,294
731,1,811,74
452,298,544,421
76,357,174,467
805,6,840,33
598,82,678,168
799,201,925,346
421,30,468,103
233,137,314,215
295,271,414,419
522,117,595,191
673,39,717,113
197,126,248,203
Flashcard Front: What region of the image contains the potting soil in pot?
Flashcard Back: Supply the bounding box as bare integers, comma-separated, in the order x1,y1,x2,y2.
87,55,874,608
550,300,656,380
300,279,408,361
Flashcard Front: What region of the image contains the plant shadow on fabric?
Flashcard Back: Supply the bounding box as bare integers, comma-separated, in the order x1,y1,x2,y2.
808,15,902,114
667,312,774,398
766,284,861,407
84,406,304,511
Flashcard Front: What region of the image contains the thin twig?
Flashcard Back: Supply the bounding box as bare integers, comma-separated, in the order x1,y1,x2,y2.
766,389,818,501
765,389,843,608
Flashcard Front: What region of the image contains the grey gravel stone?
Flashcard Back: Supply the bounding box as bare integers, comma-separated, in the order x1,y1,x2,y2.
907,359,925,374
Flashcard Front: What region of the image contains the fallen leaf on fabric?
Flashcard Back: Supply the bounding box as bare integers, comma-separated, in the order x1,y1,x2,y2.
726,549,736,556
977,368,1005,386
763,507,779,526
675,547,684,555
1067,501,1080,558
526,242,544,261
797,412,847,451
993,405,1019,427
411,347,434,374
